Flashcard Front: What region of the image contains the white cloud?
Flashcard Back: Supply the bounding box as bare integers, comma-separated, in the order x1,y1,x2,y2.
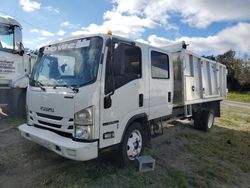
71,0,250,39
19,0,60,14
146,22,250,54
37,37,46,40
45,6,60,14
30,28,55,37
57,30,66,36
71,11,158,38
19,0,40,12
60,21,80,29
23,36,50,49
112,0,250,28
60,21,69,27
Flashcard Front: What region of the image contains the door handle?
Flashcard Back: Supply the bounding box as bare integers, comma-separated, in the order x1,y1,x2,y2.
139,94,143,107
192,85,195,92
168,92,171,102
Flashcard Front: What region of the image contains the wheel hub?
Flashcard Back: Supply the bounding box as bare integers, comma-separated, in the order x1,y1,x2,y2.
127,129,142,160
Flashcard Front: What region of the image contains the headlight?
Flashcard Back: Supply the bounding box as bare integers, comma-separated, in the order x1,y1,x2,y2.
75,125,90,139
74,106,94,140
74,106,93,125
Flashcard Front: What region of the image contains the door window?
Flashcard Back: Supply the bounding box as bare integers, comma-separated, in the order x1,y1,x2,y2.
105,42,142,94
151,51,169,79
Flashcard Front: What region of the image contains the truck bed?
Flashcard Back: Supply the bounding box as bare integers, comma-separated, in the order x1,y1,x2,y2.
169,49,227,106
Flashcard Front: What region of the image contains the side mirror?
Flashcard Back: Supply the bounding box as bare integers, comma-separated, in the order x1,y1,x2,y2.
104,95,112,109
18,42,25,56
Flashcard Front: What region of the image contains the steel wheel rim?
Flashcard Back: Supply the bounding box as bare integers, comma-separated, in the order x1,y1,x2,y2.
127,129,142,160
208,112,214,129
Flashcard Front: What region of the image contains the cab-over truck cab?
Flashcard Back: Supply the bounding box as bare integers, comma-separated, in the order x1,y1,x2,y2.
19,34,174,164
0,16,35,117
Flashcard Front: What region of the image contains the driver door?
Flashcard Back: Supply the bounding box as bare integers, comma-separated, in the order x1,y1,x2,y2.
99,39,146,148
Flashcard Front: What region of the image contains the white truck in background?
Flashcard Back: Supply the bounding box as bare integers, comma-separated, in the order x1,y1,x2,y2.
0,16,36,117
19,33,227,165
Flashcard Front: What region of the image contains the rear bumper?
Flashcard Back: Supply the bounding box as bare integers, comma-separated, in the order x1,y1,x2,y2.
19,124,98,161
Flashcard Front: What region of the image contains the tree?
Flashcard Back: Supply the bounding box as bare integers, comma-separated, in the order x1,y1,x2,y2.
207,50,250,91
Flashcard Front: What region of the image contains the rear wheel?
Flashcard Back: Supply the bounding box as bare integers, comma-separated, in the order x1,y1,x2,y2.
120,122,146,166
193,109,214,131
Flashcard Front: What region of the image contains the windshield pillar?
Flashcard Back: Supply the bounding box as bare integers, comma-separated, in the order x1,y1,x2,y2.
14,26,23,52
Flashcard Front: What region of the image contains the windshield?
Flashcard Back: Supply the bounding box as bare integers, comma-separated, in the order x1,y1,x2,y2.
31,37,103,87
0,24,14,50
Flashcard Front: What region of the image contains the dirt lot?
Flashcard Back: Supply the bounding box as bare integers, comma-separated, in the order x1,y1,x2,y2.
0,101,250,188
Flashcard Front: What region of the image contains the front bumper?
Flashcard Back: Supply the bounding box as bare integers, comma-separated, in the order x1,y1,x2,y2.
19,124,98,161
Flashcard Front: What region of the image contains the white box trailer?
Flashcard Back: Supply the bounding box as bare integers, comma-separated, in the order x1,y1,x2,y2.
0,16,36,117
19,34,227,165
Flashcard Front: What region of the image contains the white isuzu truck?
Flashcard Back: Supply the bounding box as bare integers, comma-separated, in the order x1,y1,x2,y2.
0,16,36,117
19,33,227,165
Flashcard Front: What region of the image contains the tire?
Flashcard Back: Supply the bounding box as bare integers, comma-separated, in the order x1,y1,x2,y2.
193,109,214,131
200,109,214,131
193,109,203,130
120,122,146,166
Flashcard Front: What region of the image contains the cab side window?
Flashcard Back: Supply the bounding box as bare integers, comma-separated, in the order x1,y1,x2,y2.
105,42,142,94
151,51,169,79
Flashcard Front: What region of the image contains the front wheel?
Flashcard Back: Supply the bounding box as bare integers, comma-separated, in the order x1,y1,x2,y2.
120,122,146,166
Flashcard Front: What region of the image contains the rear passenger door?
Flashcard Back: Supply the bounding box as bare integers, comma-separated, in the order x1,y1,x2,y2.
149,48,173,119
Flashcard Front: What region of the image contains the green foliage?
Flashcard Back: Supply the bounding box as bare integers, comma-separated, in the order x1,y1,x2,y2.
227,92,250,103
205,50,250,91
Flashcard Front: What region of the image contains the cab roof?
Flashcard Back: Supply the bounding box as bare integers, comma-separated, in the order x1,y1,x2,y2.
0,15,22,28
44,33,134,47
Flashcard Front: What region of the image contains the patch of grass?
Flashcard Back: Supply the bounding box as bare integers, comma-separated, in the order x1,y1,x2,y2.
144,148,158,158
219,107,250,128
227,92,250,103
223,106,250,115
39,160,156,188
164,169,197,188
181,127,250,185
219,118,239,127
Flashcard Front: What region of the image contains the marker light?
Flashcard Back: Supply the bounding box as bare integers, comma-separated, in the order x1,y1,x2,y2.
107,30,112,35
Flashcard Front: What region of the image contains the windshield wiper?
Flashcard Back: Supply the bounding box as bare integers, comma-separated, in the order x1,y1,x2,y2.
32,80,45,91
62,85,79,93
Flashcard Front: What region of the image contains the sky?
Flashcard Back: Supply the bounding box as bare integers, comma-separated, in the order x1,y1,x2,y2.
0,0,250,55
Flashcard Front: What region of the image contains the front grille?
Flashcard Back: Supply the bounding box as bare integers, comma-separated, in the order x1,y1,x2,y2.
34,124,72,138
68,125,73,129
36,113,63,121
38,120,61,128
31,111,73,133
